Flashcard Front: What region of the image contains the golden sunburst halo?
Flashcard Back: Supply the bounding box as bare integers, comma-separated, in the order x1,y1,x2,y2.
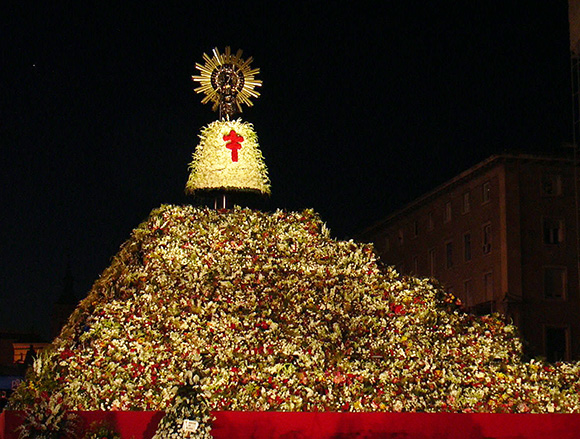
192,47,262,118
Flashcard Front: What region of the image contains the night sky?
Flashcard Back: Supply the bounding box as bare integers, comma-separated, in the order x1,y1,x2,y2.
0,2,573,338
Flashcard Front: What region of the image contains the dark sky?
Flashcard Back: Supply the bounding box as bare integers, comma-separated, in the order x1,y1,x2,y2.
0,2,573,338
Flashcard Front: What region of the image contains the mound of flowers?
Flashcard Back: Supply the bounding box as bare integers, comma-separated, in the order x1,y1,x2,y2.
8,205,580,414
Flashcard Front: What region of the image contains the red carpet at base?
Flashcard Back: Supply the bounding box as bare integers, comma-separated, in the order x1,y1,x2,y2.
3,411,580,439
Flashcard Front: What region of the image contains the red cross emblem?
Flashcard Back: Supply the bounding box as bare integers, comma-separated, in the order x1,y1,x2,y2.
223,130,244,162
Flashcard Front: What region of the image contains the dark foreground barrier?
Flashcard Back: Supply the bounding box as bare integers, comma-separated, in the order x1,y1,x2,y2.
3,410,580,439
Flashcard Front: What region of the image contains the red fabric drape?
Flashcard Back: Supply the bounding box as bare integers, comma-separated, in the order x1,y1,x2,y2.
3,410,580,439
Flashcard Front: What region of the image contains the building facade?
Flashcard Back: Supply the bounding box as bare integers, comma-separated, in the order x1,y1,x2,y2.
359,154,580,361
0,332,48,403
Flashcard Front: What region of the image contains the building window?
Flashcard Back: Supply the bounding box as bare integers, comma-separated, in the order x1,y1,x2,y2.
544,266,567,299
463,232,472,262
543,218,565,245
541,174,562,196
462,191,471,213
428,211,434,230
413,220,419,238
482,223,492,254
445,241,453,269
429,248,436,277
444,201,452,223
545,327,568,362
484,271,493,301
464,279,473,306
482,181,491,204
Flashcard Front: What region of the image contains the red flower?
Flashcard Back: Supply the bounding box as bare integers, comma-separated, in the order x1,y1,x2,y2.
390,304,406,315
60,349,75,360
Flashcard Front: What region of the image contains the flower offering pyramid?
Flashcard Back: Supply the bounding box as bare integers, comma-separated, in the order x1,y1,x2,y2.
9,204,580,413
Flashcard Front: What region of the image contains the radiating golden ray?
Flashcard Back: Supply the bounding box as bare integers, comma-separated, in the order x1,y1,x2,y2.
192,46,262,117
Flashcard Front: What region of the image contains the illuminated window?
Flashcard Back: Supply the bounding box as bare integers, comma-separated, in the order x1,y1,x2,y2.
462,191,471,213
544,266,567,299
463,232,472,261
482,181,491,203
482,223,492,254
543,218,565,245
541,174,562,196
446,241,453,269
444,202,452,223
